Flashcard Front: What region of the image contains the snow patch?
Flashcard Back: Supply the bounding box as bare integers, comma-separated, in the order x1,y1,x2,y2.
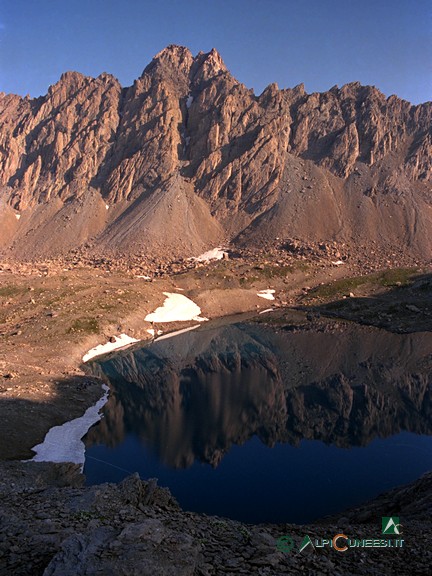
105,204,109,210
29,385,109,469
146,328,163,337
192,247,226,262
331,260,344,266
186,95,193,109
145,292,208,323
136,275,151,280
257,289,276,301
15,213,21,220
82,334,138,363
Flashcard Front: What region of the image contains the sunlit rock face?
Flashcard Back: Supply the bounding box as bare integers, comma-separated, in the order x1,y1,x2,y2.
1,46,432,259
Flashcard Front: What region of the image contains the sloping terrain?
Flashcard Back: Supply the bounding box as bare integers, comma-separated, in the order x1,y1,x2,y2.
0,45,431,260
2,463,431,576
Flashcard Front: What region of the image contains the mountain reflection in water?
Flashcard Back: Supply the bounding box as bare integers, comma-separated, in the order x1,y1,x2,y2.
84,321,432,522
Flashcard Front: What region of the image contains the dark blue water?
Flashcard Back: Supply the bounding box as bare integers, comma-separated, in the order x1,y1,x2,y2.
85,431,432,524
84,321,432,524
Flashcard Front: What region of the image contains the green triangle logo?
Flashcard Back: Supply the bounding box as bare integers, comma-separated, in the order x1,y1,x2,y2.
299,535,315,553
382,517,402,535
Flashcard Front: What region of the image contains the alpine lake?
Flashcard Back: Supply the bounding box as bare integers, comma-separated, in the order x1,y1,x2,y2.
83,313,432,524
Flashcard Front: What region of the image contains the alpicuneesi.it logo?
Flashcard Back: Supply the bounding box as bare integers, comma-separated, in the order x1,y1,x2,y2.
277,517,404,554
382,516,402,535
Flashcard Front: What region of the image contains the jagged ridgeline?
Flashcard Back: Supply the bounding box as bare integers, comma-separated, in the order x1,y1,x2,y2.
0,45,431,259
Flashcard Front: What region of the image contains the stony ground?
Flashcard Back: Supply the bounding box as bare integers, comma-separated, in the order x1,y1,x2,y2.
0,461,431,576
0,247,431,574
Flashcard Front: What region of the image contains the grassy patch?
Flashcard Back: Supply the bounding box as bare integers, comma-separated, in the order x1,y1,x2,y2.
0,285,25,298
309,268,419,301
239,262,309,285
67,317,99,334
203,263,234,278
309,277,369,299
239,276,258,286
255,262,309,279
377,268,418,287
254,265,295,278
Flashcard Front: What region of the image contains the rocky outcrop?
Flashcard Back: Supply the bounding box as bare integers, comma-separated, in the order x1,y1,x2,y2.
0,72,122,210
0,45,431,259
2,461,431,576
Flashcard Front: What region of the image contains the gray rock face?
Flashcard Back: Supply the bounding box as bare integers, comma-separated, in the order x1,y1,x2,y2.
43,522,200,576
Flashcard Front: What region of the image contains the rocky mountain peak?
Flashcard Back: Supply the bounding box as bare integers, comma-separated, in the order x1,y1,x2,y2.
53,71,88,91
96,72,120,86
46,71,90,105
142,45,194,79
190,47,228,82
141,45,228,85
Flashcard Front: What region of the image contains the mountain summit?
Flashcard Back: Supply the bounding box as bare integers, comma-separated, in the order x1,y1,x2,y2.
144,45,228,81
0,46,431,259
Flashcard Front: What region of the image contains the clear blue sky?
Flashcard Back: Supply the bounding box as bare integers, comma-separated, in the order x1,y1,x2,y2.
0,0,430,104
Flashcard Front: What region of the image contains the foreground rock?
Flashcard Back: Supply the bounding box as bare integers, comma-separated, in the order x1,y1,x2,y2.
0,461,431,575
